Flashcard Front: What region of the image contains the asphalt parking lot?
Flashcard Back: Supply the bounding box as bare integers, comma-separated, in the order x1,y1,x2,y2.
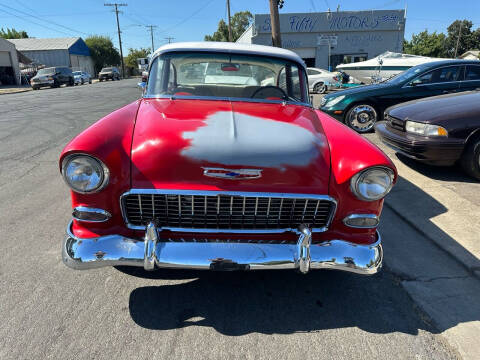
0,80,478,359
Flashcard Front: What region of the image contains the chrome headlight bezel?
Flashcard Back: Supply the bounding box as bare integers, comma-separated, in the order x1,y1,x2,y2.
324,95,345,107
350,166,395,202
61,154,110,194
405,121,448,137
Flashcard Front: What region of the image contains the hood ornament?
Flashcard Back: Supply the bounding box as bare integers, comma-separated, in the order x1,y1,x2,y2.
202,167,262,180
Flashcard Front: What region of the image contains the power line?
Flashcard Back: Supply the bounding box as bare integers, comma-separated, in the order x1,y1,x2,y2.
0,3,89,36
104,3,127,78
156,0,216,35
0,7,73,36
164,36,175,44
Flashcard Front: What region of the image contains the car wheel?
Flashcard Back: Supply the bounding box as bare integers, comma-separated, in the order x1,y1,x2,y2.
313,82,327,94
460,138,480,180
345,104,378,133
81,79,84,85
67,78,74,86
89,79,92,84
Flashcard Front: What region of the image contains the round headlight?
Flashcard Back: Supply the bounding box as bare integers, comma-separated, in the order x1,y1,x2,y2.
62,154,109,194
350,167,394,201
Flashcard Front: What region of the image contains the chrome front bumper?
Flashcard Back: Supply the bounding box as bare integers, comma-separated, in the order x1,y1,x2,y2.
62,221,382,275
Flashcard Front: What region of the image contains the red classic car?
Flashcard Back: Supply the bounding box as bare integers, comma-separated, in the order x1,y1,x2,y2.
60,42,396,275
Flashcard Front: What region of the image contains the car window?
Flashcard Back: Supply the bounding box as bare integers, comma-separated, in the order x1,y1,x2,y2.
414,66,461,85
307,69,320,76
464,65,480,81
278,65,303,101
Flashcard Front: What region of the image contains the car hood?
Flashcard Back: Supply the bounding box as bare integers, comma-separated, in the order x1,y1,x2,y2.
131,99,331,194
388,91,480,123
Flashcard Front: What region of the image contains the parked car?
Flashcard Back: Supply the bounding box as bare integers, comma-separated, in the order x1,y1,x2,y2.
320,60,480,133
30,67,74,89
98,67,120,81
60,42,396,275
376,90,480,179
307,67,337,94
73,71,92,85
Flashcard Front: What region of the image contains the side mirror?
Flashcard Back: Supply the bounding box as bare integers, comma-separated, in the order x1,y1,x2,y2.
410,79,422,86
137,81,146,92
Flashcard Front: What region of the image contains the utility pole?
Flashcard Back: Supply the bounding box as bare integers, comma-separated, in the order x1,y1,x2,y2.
269,0,282,47
164,37,175,44
146,25,157,53
104,3,127,78
454,21,463,58
226,0,232,42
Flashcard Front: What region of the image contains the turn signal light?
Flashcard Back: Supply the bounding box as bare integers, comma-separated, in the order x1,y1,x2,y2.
343,214,379,228
72,207,111,222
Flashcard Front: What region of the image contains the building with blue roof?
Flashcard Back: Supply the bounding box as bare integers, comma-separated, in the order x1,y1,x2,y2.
8,37,94,75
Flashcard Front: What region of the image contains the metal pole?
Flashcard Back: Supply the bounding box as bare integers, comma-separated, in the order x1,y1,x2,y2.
227,0,233,42
328,39,331,72
269,0,282,47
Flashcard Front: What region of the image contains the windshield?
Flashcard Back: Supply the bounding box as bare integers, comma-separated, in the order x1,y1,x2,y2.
386,64,431,84
101,67,112,72
146,52,308,103
37,68,55,75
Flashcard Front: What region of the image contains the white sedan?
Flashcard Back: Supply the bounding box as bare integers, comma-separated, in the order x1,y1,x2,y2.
73,71,92,85
307,67,337,94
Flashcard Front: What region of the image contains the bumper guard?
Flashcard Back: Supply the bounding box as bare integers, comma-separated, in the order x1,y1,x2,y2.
62,221,382,275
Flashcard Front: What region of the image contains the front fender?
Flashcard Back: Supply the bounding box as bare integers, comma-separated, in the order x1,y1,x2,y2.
316,110,397,244
60,100,142,238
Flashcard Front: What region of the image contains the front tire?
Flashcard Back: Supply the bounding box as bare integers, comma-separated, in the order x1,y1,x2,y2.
345,104,378,133
460,138,480,180
313,82,327,94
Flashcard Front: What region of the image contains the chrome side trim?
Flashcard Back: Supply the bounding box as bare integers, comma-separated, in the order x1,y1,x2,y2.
72,207,111,223
119,189,338,233
62,220,383,275
343,214,379,228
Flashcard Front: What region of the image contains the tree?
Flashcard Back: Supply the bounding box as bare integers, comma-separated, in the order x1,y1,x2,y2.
403,30,447,58
0,27,28,39
84,35,121,75
205,11,253,42
125,48,151,68
445,20,476,57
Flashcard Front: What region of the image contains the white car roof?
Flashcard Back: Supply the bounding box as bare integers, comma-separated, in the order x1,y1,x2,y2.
152,42,305,67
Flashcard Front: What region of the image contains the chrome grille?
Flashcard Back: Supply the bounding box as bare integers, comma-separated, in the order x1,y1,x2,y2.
387,115,404,132
121,191,336,232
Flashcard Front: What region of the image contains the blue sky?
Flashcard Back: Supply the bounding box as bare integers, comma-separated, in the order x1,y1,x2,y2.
0,0,479,52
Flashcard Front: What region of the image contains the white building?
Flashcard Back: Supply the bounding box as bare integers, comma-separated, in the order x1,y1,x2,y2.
238,9,406,71
0,38,21,85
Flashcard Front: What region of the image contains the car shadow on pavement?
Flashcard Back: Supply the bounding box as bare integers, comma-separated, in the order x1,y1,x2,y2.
395,153,478,183
127,269,436,336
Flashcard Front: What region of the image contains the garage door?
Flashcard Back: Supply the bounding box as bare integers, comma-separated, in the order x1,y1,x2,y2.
292,48,316,59
0,51,12,66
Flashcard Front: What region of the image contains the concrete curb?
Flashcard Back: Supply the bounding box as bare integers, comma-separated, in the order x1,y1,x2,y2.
0,88,32,95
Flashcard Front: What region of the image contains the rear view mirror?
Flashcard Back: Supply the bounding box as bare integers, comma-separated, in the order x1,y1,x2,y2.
221,63,240,72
